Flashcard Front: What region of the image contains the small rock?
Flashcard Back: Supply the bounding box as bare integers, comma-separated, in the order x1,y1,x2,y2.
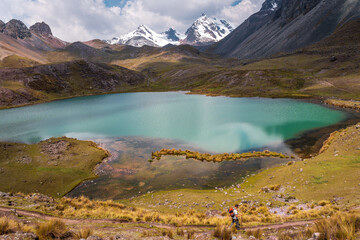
0,192,9,197
313,232,321,239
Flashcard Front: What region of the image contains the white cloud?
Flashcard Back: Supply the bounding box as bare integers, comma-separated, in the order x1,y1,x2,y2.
0,0,263,42
219,0,263,26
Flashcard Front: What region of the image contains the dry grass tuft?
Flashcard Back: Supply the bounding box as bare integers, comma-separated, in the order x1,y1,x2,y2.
0,216,18,235
36,219,69,240
213,225,232,239
73,228,93,239
187,229,195,239
176,228,185,236
246,228,263,239
20,224,36,233
311,212,360,240
161,229,174,239
152,148,288,162
277,230,307,240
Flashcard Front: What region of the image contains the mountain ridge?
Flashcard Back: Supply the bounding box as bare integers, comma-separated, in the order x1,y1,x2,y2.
0,19,67,64
212,0,360,59
108,14,233,48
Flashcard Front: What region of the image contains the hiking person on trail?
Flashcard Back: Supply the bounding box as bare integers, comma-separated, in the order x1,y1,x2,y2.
229,204,241,230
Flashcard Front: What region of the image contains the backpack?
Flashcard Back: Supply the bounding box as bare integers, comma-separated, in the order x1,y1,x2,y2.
228,208,234,217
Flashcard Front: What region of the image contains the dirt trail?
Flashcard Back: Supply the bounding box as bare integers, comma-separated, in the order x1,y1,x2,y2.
0,206,316,231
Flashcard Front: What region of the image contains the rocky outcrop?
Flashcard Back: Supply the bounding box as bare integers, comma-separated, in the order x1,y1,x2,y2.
0,88,39,106
163,28,180,41
279,0,321,22
30,22,52,37
28,21,68,49
3,19,32,39
0,20,5,32
212,0,360,59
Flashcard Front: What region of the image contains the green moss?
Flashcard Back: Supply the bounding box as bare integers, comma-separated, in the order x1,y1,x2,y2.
0,137,109,197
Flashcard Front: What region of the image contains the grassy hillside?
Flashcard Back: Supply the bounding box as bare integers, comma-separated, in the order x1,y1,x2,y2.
0,124,359,239
0,137,108,197
0,55,40,68
0,60,146,109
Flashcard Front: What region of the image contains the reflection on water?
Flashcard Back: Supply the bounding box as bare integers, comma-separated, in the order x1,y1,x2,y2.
67,136,294,200
0,92,346,153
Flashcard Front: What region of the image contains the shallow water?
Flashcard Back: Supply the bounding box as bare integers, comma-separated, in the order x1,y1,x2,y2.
67,136,293,199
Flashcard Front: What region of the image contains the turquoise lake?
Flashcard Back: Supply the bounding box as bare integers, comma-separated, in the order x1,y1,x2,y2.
0,92,346,153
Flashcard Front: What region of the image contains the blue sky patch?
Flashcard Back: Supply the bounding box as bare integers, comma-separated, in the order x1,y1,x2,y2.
231,0,242,6
104,0,129,8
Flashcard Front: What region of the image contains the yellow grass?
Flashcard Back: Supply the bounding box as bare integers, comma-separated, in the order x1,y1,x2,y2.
0,217,18,235
151,149,288,162
36,219,69,240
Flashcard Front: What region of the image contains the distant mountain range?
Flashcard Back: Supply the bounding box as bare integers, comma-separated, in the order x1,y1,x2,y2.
0,19,67,50
1,0,360,61
108,24,180,47
108,14,233,47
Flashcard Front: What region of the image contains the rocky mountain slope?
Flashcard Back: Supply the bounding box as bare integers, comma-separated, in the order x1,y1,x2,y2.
182,14,233,46
0,19,67,65
0,19,67,51
163,28,180,42
212,0,360,59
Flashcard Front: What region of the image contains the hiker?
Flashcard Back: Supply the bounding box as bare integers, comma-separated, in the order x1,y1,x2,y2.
229,204,241,230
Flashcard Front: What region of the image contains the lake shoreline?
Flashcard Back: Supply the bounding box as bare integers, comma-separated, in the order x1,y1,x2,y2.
285,111,360,158
0,87,352,111
0,91,358,160
1,91,359,200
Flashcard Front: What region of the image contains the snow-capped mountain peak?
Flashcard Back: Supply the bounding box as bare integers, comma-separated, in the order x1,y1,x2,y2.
109,24,179,47
107,14,233,48
182,14,233,46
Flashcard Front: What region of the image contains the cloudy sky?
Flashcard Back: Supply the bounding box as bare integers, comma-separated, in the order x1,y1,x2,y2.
0,0,264,42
